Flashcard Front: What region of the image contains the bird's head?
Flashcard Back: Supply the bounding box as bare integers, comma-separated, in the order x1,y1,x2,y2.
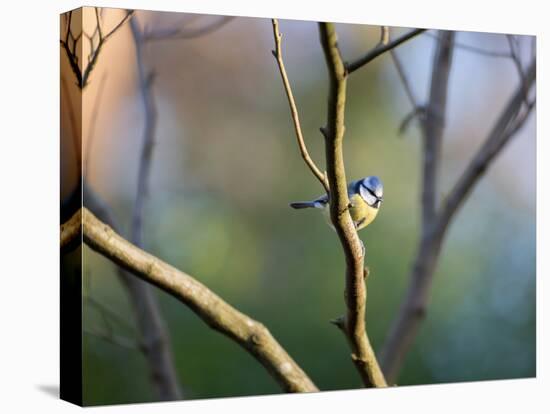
359,176,384,208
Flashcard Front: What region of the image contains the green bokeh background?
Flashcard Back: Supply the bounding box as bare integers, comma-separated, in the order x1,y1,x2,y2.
77,11,535,405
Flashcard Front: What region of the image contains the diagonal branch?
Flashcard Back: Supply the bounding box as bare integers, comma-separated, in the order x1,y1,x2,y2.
80,207,319,393
346,28,426,74
271,19,330,194
318,22,387,388
61,208,81,248
437,58,536,232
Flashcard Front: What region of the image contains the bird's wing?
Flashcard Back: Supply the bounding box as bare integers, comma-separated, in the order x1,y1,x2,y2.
312,193,329,208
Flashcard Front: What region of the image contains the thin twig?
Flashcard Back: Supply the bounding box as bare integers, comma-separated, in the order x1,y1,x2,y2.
61,8,133,88
318,22,387,388
81,9,134,88
346,28,426,74
81,207,319,393
389,42,425,135
271,19,330,194
506,35,529,105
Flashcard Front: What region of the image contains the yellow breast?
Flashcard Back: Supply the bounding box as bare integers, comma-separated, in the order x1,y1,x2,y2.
322,193,379,231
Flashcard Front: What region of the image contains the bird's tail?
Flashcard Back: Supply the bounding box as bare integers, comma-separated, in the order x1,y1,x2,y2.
289,201,319,209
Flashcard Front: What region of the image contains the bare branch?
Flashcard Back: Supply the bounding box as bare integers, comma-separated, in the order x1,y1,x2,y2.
381,31,455,384
421,31,455,225
104,9,134,41
346,28,426,74
81,207,319,393
144,16,235,42
60,9,133,88
61,209,81,248
438,59,536,231
381,52,536,384
124,16,184,400
94,8,103,41
506,35,529,105
81,9,134,88
129,17,157,248
318,22,387,388
271,19,330,194
60,39,83,87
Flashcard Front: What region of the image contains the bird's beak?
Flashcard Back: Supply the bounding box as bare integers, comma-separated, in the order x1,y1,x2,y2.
377,197,384,203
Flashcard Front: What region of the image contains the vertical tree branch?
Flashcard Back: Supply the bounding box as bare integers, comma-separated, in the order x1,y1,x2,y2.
318,22,387,388
421,31,455,226
381,31,455,384
124,16,182,400
130,17,157,248
381,41,536,383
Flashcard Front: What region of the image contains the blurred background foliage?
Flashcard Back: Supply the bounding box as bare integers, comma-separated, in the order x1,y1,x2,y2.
67,8,535,405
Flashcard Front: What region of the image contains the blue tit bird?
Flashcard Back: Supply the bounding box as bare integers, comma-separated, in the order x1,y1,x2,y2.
289,176,383,231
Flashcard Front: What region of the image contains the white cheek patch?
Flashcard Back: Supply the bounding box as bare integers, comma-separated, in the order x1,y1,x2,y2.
359,185,378,206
